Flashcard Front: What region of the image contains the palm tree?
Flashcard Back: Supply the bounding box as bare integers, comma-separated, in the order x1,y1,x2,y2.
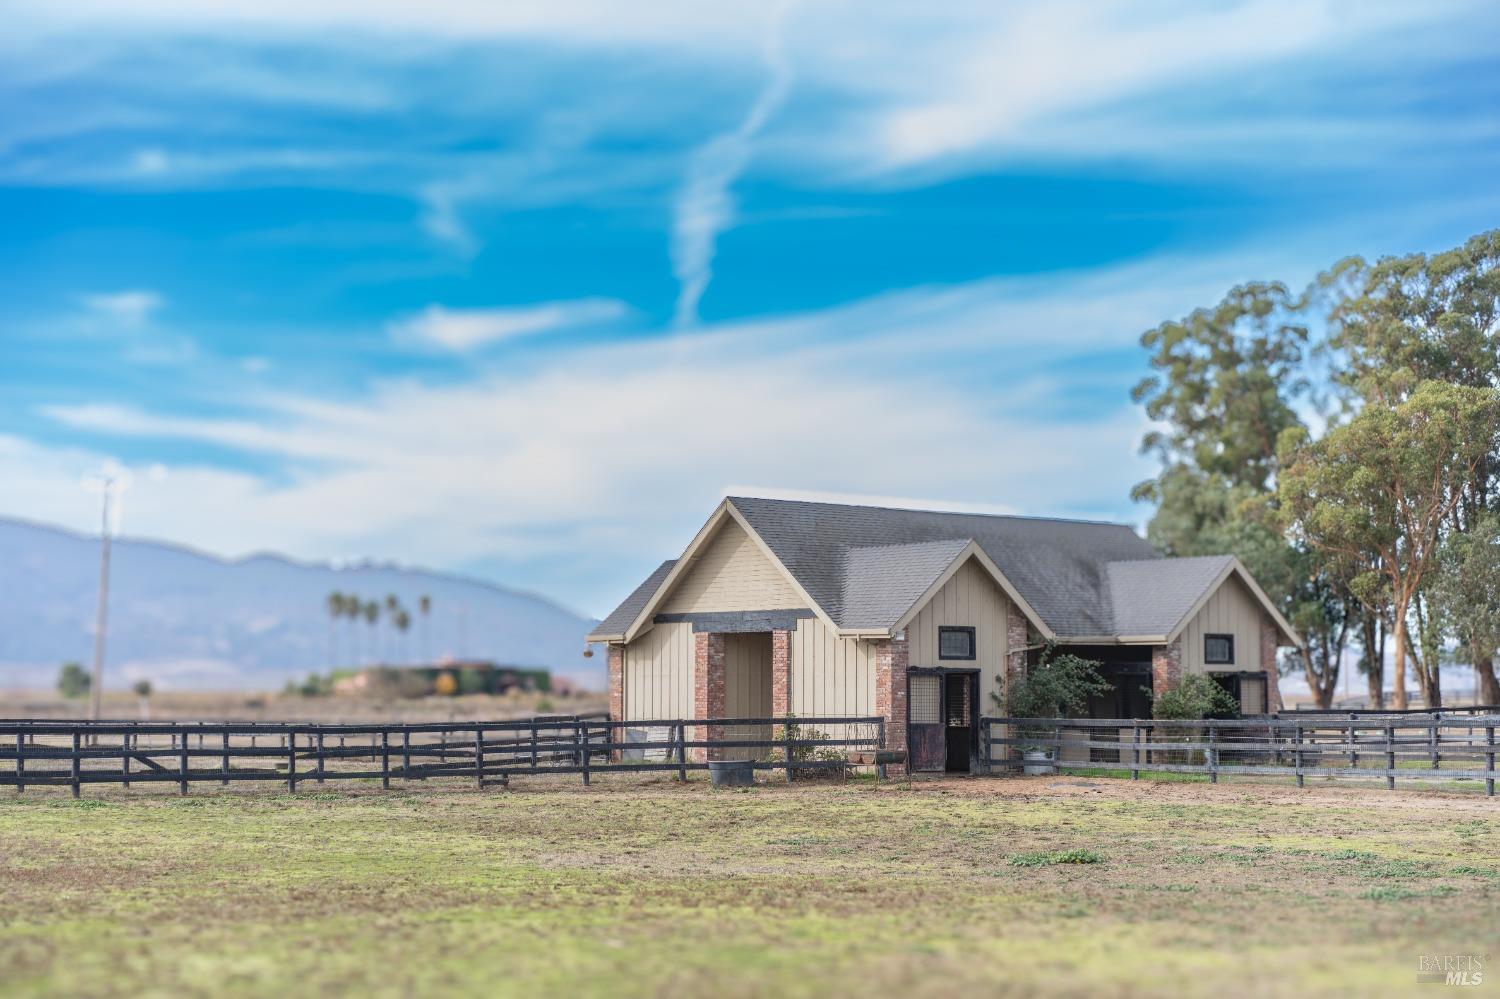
384,594,400,663
394,609,412,664
325,591,345,666
419,594,432,665
363,600,380,664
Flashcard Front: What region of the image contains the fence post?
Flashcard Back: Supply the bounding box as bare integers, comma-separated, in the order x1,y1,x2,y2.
16,731,25,794
179,729,189,796
381,730,391,790
287,731,297,793
402,729,411,781
316,730,326,784
1208,722,1218,784
1485,725,1495,798
875,717,887,781
475,725,484,788
1348,714,1357,771
580,722,591,786
71,730,81,799
784,720,795,784
677,722,688,782
530,721,539,771
1385,723,1395,790
1430,713,1440,770
1293,722,1303,789
1130,721,1140,780
221,730,231,787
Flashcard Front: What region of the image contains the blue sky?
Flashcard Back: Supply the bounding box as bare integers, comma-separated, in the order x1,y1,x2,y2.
2,0,1498,618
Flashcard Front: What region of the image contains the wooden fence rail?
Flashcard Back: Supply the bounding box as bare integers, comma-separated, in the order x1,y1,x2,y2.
983,714,1500,795
0,716,884,797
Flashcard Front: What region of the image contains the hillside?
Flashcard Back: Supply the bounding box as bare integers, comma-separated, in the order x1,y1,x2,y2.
0,517,600,692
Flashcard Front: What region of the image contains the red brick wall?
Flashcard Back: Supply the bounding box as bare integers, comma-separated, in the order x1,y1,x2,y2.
693,632,727,761
1005,601,1029,712
1260,615,1284,712
873,635,909,775
1151,639,1182,699
607,644,624,722
771,629,792,715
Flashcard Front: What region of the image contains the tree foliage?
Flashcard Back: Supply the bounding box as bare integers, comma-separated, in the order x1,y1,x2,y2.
57,661,90,699
1276,382,1500,708
1136,229,1500,709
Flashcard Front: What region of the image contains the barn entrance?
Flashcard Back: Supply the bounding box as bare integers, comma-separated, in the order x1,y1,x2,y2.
907,668,979,773
722,633,773,761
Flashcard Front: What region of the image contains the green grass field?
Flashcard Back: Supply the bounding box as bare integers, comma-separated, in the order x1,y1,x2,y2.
1,776,1496,997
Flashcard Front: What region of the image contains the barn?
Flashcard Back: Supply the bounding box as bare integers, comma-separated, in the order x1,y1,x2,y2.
587,497,1301,774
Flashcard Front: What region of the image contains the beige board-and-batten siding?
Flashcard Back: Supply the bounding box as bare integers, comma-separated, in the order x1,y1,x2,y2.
723,633,773,761
660,517,804,613
1178,575,1263,675
905,556,1011,712
622,620,694,720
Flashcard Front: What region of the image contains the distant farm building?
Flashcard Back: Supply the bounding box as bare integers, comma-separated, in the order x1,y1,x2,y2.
333,660,551,697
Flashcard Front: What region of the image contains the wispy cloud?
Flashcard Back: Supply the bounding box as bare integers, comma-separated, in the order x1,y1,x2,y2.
669,2,793,327
388,299,629,351
82,289,164,326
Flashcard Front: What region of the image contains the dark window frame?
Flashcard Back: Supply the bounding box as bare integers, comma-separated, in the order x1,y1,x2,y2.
1203,633,1235,665
938,626,977,661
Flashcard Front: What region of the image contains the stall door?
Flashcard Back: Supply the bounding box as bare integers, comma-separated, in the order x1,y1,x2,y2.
908,672,945,771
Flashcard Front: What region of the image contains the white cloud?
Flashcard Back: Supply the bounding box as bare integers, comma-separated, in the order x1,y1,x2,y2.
82,289,163,326
670,1,793,327
17,252,1246,612
388,299,629,351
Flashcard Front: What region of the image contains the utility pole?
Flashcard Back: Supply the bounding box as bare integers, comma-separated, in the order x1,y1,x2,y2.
89,477,115,722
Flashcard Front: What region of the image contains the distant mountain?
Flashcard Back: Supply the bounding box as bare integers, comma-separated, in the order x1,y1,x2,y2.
0,517,601,692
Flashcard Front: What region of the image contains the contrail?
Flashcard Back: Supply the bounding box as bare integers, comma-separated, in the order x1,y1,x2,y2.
670,2,794,328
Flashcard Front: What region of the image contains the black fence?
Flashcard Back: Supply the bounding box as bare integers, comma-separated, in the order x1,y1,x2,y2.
0,715,885,797
984,714,1500,795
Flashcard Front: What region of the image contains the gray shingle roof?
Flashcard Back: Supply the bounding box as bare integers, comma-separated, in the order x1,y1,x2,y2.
839,538,974,629
1106,555,1234,637
729,495,1160,636
590,498,1268,642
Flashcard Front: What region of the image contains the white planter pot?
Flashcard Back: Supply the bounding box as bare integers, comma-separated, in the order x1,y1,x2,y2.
1023,749,1055,776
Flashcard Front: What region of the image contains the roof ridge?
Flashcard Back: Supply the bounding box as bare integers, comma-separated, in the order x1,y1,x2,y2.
727,494,1132,529
1107,553,1230,567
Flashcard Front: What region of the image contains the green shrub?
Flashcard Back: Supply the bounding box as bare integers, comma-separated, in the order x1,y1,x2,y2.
1151,673,1239,720
1008,848,1103,867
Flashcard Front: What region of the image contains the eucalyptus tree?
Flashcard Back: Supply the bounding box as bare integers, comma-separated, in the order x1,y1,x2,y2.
1131,281,1350,707
1278,382,1500,708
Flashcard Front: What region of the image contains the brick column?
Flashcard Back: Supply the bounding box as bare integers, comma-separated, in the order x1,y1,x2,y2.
1151,639,1182,699
694,632,727,761
874,635,909,775
771,629,792,716
607,644,625,721
1005,601,1030,710
1260,615,1284,713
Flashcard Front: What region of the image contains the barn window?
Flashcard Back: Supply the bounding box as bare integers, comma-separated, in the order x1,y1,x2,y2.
1204,634,1234,665
938,626,976,660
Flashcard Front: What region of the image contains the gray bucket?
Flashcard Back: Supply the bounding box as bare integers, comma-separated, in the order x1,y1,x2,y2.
708,759,756,787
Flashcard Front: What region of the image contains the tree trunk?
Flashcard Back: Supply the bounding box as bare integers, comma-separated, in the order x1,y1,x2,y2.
1391,597,1408,710
1303,647,1336,709
1477,652,1500,708
1360,612,1384,710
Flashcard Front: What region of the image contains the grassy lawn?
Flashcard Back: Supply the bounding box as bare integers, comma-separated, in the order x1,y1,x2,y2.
1,775,1496,998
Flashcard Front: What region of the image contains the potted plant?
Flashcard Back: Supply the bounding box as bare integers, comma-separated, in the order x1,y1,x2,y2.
995,644,1110,774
